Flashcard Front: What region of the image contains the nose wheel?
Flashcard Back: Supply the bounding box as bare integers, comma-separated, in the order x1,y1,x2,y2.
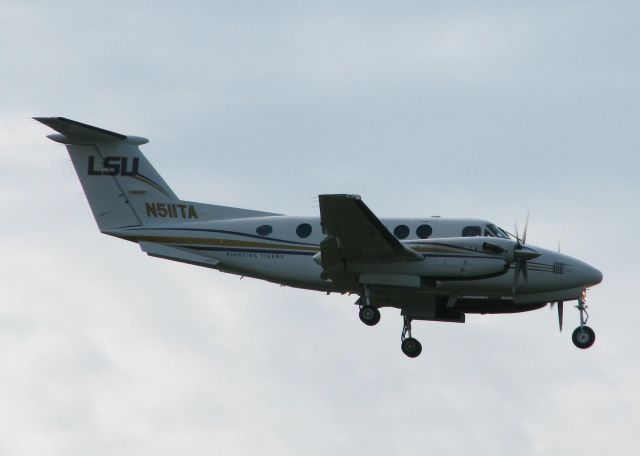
572,326,595,349
572,290,596,349
401,316,422,358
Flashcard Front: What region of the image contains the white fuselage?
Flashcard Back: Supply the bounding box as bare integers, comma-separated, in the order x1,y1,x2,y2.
109,215,602,307
35,116,604,354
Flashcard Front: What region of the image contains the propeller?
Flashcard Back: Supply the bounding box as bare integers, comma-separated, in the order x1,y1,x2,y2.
512,261,526,297
511,212,540,296
548,242,563,331
551,301,564,331
515,212,529,247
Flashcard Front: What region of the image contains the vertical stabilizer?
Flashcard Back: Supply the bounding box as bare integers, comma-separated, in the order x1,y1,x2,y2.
35,117,177,230
35,117,278,231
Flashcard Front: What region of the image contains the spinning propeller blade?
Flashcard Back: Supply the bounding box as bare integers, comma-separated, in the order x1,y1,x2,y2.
522,212,529,245
558,301,564,331
512,262,520,296
550,301,564,332
512,259,529,296
511,213,533,296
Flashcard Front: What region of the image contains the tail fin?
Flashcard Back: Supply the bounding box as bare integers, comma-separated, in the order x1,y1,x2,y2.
35,117,276,231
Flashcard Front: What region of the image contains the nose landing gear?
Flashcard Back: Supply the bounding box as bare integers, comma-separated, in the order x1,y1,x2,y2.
572,290,596,349
572,326,595,349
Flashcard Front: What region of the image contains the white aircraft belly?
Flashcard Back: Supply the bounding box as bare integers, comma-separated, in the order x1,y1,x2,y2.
215,252,326,286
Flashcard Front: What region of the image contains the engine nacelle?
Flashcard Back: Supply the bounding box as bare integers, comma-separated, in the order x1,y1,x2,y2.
421,256,509,278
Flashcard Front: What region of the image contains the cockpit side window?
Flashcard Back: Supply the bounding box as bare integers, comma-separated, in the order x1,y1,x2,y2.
486,224,509,239
462,226,482,237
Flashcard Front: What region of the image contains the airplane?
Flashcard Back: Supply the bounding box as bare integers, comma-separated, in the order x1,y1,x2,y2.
35,117,603,358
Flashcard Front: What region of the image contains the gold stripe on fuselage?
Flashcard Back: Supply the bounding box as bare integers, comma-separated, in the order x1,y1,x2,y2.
131,235,320,252
127,235,498,257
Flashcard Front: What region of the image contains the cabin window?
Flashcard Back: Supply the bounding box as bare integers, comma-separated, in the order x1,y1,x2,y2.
296,223,312,238
394,224,410,239
462,226,482,237
256,224,273,236
416,224,432,239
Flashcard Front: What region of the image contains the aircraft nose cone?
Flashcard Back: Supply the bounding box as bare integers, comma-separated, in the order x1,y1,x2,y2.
584,264,603,287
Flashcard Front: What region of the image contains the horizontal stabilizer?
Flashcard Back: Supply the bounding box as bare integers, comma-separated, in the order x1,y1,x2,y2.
34,117,147,144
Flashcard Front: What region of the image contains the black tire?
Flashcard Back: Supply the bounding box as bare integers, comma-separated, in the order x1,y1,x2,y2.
401,337,422,358
359,305,381,326
572,326,596,349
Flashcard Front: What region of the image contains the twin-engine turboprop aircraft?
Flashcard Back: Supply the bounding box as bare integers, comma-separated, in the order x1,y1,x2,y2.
36,117,603,358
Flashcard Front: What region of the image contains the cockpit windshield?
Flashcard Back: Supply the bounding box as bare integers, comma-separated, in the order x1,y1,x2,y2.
485,224,510,239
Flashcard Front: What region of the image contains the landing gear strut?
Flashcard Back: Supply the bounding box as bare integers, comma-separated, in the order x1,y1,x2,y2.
572,290,596,349
401,316,422,358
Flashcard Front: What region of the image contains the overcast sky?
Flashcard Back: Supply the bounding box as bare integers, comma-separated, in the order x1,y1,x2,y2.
2,1,640,454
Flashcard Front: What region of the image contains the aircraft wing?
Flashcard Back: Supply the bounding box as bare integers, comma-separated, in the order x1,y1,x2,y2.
318,194,422,286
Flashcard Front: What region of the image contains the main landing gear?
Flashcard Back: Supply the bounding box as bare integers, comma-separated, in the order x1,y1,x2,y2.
401,316,422,358
359,305,381,326
357,305,422,358
357,286,381,326
357,286,422,358
572,291,596,349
